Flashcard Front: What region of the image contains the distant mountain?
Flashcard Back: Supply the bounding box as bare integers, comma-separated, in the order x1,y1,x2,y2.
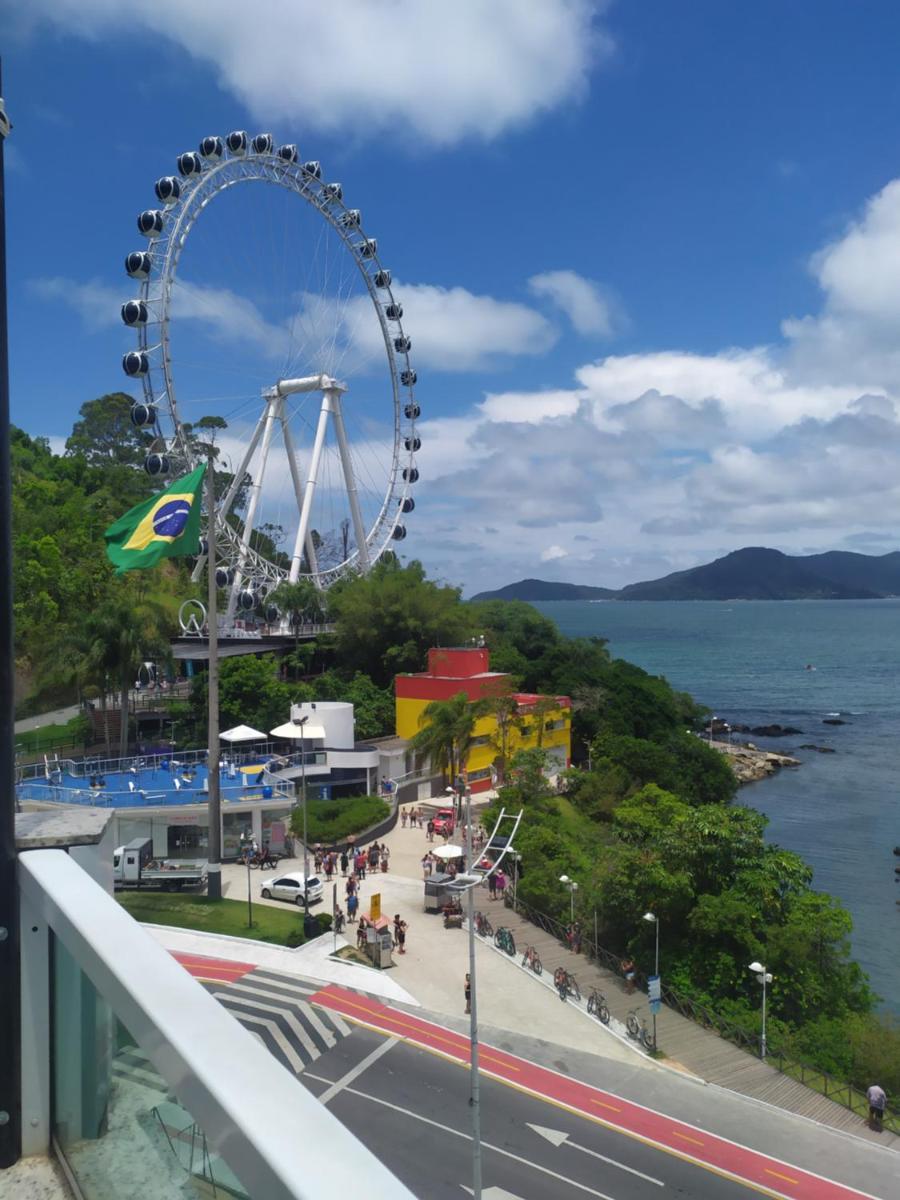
473,547,900,602
470,578,619,602
619,548,882,601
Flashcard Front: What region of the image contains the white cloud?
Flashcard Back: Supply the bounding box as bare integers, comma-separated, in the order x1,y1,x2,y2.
28,276,121,332
22,1,611,146
528,269,622,336
540,544,569,562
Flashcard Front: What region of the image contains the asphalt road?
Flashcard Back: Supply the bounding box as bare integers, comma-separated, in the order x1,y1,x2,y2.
301,1023,759,1200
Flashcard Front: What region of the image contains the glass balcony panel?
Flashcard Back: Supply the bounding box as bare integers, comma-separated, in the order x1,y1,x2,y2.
52,938,251,1199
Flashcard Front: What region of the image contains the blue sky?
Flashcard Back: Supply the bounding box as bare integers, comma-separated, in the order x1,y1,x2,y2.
6,2,900,593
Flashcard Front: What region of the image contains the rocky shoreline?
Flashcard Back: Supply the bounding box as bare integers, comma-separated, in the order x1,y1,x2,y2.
713,739,800,785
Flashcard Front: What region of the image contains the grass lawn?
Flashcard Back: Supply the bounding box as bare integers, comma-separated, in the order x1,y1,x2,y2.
117,890,316,947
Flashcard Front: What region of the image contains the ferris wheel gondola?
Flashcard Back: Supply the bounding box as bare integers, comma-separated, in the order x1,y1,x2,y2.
119,130,418,620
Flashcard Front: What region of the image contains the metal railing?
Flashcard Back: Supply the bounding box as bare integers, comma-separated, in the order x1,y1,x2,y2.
505,893,900,1134
18,847,413,1198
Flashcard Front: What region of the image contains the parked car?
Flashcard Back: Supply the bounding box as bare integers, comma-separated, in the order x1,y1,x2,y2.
433,807,455,836
260,872,323,905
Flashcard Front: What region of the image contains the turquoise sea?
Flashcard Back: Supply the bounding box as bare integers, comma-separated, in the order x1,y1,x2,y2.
532,599,900,1012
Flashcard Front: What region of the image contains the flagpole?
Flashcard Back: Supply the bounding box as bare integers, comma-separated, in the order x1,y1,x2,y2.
206,447,222,900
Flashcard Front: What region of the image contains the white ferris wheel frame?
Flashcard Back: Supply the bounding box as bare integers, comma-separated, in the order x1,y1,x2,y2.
127,146,417,598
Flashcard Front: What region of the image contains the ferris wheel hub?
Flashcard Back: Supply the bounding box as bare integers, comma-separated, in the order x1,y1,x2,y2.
264,374,347,399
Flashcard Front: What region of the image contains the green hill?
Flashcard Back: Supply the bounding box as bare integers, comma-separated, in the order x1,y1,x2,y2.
470,578,618,602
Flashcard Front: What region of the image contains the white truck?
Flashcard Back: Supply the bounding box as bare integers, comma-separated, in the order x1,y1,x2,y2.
113,837,208,891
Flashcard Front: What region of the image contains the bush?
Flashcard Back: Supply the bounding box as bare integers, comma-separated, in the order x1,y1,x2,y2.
290,794,389,844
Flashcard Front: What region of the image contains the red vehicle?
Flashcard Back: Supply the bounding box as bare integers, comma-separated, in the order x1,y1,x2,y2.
432,807,455,837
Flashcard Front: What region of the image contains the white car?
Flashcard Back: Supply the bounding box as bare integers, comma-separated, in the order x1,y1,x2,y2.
260,872,323,906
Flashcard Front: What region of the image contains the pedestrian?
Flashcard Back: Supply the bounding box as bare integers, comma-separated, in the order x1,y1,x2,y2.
401,808,408,828
621,957,636,995
495,869,507,901
357,916,367,950
347,892,359,923
381,845,390,872
421,853,432,878
867,1083,887,1130
340,850,349,876
357,851,367,881
314,844,323,872
488,871,497,900
464,972,471,1014
324,855,333,882
396,918,407,954
427,819,435,843
345,874,357,898
334,906,345,934
368,843,379,871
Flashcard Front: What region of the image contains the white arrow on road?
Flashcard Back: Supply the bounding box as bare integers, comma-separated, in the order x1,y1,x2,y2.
461,1189,530,1199
528,1124,665,1187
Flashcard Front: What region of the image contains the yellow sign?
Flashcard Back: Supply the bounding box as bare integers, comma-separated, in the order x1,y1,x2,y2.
370,893,381,922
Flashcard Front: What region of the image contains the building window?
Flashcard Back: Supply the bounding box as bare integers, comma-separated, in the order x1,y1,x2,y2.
545,718,568,731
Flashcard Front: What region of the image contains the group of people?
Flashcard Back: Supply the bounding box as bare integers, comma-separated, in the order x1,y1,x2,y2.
400,807,427,829
314,841,391,880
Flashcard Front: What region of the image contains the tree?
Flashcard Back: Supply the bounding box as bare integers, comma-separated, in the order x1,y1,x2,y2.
65,392,148,468
486,686,522,783
328,559,476,687
409,691,486,790
80,592,172,756
269,579,326,640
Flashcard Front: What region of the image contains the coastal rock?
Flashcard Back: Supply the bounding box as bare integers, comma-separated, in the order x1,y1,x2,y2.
823,718,847,726
799,744,836,753
716,742,800,784
749,724,803,737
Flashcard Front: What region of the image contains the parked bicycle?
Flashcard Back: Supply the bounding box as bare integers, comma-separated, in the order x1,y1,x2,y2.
474,910,493,939
494,926,516,956
554,967,580,1002
626,1008,656,1050
587,987,610,1024
521,945,542,975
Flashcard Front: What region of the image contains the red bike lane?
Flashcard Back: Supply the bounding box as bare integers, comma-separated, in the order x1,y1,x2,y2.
171,950,257,985
312,983,877,1200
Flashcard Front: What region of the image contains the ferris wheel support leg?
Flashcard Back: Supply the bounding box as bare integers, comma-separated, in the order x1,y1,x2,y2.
288,391,333,583
280,414,321,583
190,406,268,584
330,392,369,572
226,396,279,622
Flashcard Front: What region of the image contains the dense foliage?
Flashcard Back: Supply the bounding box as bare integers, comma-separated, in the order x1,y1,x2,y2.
288,795,389,844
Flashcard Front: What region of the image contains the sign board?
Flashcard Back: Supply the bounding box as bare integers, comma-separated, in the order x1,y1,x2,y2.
370,892,381,922
650,999,661,1015
648,974,661,1003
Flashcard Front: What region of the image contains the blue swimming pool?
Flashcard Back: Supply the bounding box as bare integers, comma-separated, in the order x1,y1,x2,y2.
17,758,280,808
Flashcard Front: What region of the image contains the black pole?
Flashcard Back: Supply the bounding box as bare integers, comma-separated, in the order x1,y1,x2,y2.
0,60,21,1167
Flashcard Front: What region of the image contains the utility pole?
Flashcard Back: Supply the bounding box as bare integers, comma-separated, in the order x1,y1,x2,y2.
206,448,222,900
0,62,20,1168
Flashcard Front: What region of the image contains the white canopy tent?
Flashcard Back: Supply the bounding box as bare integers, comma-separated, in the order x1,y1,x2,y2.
269,722,327,741
220,724,267,743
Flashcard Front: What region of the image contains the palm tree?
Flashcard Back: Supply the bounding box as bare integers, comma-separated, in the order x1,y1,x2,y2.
410,691,487,792
269,579,326,642
486,687,522,785
82,595,172,757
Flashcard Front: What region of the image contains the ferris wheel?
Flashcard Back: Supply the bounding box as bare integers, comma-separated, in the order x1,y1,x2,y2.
120,130,418,618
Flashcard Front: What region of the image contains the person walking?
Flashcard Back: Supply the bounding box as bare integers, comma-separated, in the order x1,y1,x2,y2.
495,868,507,902
401,808,408,828
464,973,471,1014
867,1083,887,1130
357,850,367,881
340,849,349,877
427,819,435,843
347,892,359,924
488,871,497,901
381,844,390,873
621,957,636,995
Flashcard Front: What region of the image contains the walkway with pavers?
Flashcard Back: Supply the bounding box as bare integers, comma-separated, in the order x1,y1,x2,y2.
490,897,899,1148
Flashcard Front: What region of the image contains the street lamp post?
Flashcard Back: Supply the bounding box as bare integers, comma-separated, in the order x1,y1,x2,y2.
292,715,312,934
643,911,659,1051
239,833,253,929
748,961,773,1059
463,786,482,1200
559,874,578,924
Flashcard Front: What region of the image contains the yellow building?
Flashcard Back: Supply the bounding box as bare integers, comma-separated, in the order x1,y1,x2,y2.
395,647,571,792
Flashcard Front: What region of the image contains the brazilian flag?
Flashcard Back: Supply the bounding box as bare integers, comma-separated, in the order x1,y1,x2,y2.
104,463,207,575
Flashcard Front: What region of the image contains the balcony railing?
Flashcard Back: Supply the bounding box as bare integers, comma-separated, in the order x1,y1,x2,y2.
18,847,415,1199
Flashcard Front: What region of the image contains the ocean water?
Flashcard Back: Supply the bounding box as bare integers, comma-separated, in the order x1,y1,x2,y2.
532,599,900,1011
